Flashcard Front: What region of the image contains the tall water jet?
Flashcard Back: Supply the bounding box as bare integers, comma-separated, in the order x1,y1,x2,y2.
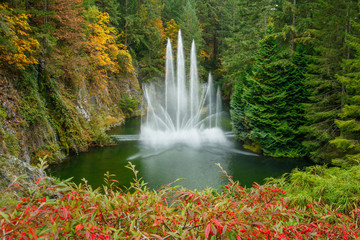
176,30,186,130
207,73,214,128
216,86,222,128
190,40,200,127
165,39,175,115
140,30,227,149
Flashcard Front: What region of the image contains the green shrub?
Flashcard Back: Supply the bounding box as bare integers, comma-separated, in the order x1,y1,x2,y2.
32,143,63,165
18,96,45,126
119,94,141,118
266,164,360,213
0,106,7,120
4,132,20,157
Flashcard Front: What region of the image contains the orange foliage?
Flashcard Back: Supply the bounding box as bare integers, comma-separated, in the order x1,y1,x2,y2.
117,49,135,74
49,0,87,84
200,49,210,60
154,18,165,39
84,7,134,85
0,3,39,70
51,0,85,51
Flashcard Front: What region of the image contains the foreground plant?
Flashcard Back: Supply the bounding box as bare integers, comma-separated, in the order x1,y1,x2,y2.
266,164,360,213
0,162,360,239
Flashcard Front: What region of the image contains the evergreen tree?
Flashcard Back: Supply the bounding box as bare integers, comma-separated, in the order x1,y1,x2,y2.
275,0,314,53
176,0,204,75
230,73,248,142
93,0,121,27
178,0,202,52
330,13,360,167
301,0,358,163
283,45,309,153
221,0,277,100
162,0,185,24
231,23,307,157
221,0,249,99
117,0,164,81
196,0,223,73
138,0,165,81
116,0,139,48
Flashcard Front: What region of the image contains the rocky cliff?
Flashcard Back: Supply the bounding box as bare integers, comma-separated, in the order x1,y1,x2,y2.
0,67,141,164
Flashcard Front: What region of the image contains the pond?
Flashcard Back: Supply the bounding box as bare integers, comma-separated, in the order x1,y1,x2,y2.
48,117,312,190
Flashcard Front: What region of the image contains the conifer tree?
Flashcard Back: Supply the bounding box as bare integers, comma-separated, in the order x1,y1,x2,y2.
275,0,314,53
162,0,185,24
330,15,360,167
196,0,222,72
221,0,276,99
301,0,358,163
231,23,307,157
178,0,203,53
175,0,204,75
282,45,309,153
230,74,245,141
94,0,121,28
243,23,286,156
120,0,164,81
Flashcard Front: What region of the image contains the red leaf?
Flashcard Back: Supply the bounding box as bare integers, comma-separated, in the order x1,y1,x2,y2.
150,234,164,240
11,183,22,188
86,230,91,239
75,224,84,231
62,207,68,219
28,228,38,239
211,219,223,232
205,223,212,238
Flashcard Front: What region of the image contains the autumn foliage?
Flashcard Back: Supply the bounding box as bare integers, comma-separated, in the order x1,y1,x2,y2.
1,163,359,239
51,0,85,49
85,7,134,85
165,19,179,50
0,0,135,78
0,0,139,162
0,3,39,70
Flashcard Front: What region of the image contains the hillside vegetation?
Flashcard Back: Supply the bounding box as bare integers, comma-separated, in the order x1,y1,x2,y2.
0,1,141,163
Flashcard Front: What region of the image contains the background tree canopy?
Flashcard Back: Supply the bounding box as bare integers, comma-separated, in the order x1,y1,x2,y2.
1,0,360,166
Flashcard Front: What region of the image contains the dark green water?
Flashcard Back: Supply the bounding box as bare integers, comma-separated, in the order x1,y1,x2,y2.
49,118,312,190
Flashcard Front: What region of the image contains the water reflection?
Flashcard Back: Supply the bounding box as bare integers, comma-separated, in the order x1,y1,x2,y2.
137,147,231,190
49,118,312,190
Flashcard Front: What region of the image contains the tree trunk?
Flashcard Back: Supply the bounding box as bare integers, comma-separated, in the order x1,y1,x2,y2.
291,0,296,53
44,0,48,24
341,4,352,109
125,0,128,47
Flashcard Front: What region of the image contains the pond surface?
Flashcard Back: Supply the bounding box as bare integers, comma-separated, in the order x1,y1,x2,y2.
49,117,312,190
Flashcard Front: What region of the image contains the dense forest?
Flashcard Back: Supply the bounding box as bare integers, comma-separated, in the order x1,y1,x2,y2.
228,0,360,167
2,0,360,166
2,0,360,238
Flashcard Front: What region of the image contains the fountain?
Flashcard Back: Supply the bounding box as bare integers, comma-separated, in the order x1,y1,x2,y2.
140,30,228,149
51,32,280,190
